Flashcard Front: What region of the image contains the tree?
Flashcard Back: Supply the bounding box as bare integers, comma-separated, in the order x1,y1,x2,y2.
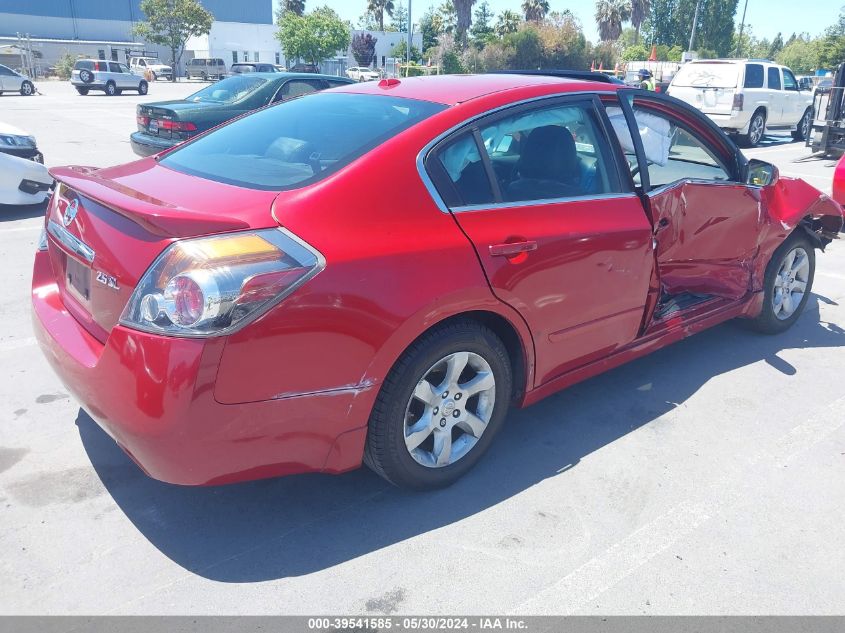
768,32,784,59
392,2,409,31
367,0,395,31
133,0,213,81
630,0,650,43
642,0,737,56
776,37,820,74
437,2,457,35
495,10,521,37
595,0,630,42
351,32,378,65
471,1,495,44
419,6,443,50
277,6,351,65
521,0,550,23
389,40,421,60
453,0,477,46
281,0,305,16
621,43,650,61
357,12,379,30
818,7,845,69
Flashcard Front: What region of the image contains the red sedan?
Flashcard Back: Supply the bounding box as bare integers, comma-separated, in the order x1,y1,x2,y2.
32,74,843,490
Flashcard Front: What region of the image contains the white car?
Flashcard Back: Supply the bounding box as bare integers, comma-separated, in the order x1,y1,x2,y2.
346,66,380,82
0,121,43,163
667,59,813,147
129,56,173,81
0,152,51,206
71,59,149,96
0,63,35,96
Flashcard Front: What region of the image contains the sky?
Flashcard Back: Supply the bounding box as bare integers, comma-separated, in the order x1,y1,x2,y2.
273,0,843,46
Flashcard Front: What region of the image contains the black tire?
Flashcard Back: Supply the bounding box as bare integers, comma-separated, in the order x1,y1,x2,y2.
739,110,766,147
791,108,812,141
364,319,513,490
75,87,89,95
79,69,94,84
138,80,148,95
20,80,34,96
748,231,815,334
150,71,157,81
105,81,116,96
200,71,207,81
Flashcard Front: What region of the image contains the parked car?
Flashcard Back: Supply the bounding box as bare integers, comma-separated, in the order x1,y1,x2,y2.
71,59,148,96
347,66,380,82
833,154,845,206
0,121,43,162
229,62,279,74
0,154,51,206
34,74,843,490
129,56,173,81
667,59,813,147
815,77,833,95
0,63,35,95
185,57,227,81
131,72,353,156
288,62,320,73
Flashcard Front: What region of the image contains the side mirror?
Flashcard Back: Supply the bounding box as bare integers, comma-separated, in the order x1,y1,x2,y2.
746,159,779,187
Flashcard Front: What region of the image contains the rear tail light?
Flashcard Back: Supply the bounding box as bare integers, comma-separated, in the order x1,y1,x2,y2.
137,115,150,127
157,120,197,132
120,228,324,337
732,93,744,111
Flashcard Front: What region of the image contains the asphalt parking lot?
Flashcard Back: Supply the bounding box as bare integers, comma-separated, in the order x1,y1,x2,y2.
1,81,844,615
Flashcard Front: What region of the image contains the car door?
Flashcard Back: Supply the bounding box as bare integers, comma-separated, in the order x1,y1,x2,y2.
619,93,762,315
426,96,655,385
767,65,784,125
0,65,11,90
781,68,802,125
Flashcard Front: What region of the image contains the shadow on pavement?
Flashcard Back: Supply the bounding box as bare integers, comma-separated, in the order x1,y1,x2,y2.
0,201,48,222
77,295,845,583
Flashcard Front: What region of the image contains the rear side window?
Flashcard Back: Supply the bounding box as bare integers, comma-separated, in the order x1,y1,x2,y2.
161,93,446,190
74,60,94,70
435,133,495,206
108,62,121,73
743,64,764,88
768,67,782,90
280,79,321,99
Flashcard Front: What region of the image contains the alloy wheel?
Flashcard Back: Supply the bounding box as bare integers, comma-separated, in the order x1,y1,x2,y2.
403,351,496,468
749,115,764,145
772,246,810,320
801,111,811,139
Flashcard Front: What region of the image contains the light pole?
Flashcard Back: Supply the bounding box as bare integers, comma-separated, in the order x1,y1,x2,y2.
407,0,412,77
735,0,749,57
688,0,703,53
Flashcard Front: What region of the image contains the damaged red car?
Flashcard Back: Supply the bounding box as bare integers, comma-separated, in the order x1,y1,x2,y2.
32,73,843,490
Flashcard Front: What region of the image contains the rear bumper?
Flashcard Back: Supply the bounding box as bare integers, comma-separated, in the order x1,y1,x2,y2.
130,131,175,157
31,250,368,485
705,111,753,134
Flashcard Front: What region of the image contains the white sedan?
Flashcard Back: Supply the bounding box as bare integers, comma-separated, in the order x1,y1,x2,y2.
0,64,35,96
346,66,380,82
0,123,51,206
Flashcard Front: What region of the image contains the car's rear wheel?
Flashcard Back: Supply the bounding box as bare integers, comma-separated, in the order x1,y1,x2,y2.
20,80,33,96
364,320,512,490
200,71,207,81
740,110,766,147
138,80,148,95
749,232,815,334
792,108,812,141
75,87,89,95
105,81,117,96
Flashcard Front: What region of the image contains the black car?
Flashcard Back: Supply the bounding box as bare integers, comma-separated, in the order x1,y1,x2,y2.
230,62,279,74
130,72,354,157
288,63,320,73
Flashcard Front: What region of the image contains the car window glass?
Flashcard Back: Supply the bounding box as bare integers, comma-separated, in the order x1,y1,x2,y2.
627,106,730,189
282,80,320,98
477,102,615,202
0,65,13,76
108,62,121,73
783,69,797,90
186,75,267,104
436,133,494,206
768,67,782,90
744,63,763,88
161,93,445,190
327,80,350,88
74,60,94,71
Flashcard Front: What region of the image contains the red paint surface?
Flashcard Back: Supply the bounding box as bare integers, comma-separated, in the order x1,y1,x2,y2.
32,74,845,485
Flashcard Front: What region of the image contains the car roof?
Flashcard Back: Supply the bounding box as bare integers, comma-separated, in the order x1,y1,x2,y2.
334,73,617,106
241,71,353,82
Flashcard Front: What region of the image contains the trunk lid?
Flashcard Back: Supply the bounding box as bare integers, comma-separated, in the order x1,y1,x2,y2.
668,62,740,116
136,101,214,141
45,160,279,341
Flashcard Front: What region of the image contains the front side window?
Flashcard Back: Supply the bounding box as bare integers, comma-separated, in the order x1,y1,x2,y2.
0,65,14,76
768,67,782,90
478,102,617,202
783,69,798,90
161,93,445,190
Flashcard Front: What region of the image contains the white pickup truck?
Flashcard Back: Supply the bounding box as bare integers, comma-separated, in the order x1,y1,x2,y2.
667,59,813,147
129,57,173,81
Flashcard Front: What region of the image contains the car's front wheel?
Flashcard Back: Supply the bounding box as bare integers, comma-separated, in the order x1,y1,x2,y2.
364,320,512,490
749,232,815,334
20,80,33,96
138,80,148,95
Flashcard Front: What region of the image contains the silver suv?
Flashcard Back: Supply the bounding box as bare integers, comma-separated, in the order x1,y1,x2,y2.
71,59,149,96
668,59,812,147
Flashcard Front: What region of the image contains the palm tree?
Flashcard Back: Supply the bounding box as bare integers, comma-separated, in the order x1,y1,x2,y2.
282,0,305,16
367,0,395,31
494,9,521,37
521,0,550,22
453,0,477,45
595,0,630,42
630,0,650,43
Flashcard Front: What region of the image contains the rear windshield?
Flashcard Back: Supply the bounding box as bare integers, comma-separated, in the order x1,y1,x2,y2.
231,64,256,73
74,60,94,70
672,63,739,88
161,93,446,190
186,75,267,104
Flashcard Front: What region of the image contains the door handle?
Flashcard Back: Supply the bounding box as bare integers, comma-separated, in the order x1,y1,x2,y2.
489,240,537,257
